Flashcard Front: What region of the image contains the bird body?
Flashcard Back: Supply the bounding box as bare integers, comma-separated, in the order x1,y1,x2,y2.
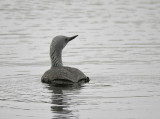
41,35,89,86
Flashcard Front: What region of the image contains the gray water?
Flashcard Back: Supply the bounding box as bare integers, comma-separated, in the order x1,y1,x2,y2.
0,0,160,119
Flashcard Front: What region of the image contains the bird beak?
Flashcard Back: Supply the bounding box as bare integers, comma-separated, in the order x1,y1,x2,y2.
68,35,78,41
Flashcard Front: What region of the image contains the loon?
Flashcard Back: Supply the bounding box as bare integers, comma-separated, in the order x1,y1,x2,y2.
41,35,89,86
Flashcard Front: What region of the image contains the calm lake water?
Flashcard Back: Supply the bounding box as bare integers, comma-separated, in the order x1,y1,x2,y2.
0,0,160,119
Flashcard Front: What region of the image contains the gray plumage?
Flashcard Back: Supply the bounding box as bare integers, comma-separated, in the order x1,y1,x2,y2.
41,35,89,86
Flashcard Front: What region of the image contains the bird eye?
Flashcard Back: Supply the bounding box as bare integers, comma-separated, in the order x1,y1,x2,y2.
65,38,68,41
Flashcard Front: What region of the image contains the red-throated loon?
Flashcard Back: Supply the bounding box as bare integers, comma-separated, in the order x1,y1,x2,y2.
41,35,89,86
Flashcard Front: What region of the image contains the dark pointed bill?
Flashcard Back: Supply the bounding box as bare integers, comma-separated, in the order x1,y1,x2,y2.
68,35,78,41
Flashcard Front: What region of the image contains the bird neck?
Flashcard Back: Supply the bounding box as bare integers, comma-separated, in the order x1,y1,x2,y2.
50,48,63,67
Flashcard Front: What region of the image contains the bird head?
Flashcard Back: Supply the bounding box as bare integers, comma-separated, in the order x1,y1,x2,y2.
51,35,78,51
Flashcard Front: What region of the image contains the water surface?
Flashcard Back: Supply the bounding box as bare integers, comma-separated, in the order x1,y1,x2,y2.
0,0,160,119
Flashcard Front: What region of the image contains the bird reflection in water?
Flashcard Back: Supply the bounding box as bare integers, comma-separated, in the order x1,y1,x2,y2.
46,84,82,119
